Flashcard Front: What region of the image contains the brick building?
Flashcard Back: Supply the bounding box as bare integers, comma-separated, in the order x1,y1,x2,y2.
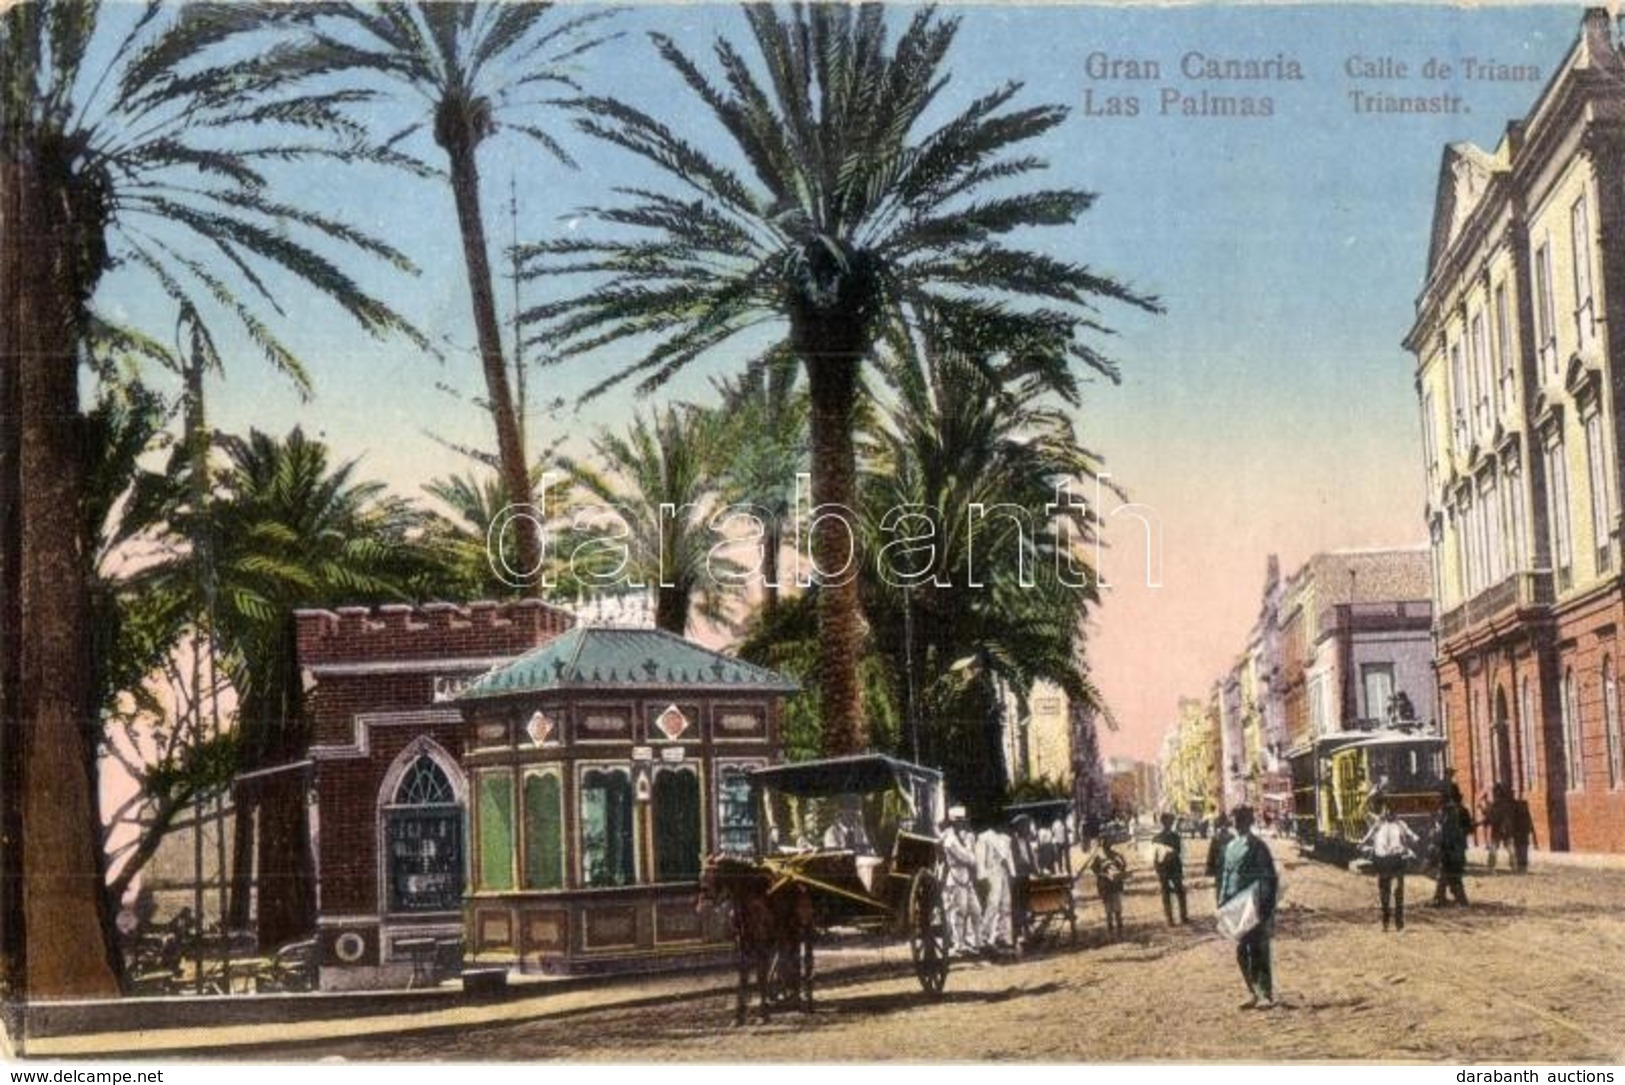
1405,8,1625,853
296,599,573,989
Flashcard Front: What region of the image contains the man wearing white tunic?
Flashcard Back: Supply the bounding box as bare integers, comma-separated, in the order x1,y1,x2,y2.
939,808,983,956
978,825,1016,950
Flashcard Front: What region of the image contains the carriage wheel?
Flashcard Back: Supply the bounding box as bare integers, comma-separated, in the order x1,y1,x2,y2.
908,869,949,996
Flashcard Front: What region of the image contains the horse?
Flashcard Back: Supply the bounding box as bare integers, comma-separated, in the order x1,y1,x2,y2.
697,854,816,1025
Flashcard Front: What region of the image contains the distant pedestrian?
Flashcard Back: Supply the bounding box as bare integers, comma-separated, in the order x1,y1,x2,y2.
1218,806,1278,1010
1358,802,1418,931
1510,797,1537,872
1485,783,1515,872
1084,836,1129,939
1205,813,1235,895
1430,795,1470,907
1151,812,1189,925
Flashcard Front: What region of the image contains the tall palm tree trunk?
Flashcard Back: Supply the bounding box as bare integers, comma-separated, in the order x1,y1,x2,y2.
807,358,866,754
0,161,30,1003
7,154,121,997
439,119,539,589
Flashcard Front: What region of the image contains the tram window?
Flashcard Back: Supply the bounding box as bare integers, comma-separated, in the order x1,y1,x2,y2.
1409,750,1419,776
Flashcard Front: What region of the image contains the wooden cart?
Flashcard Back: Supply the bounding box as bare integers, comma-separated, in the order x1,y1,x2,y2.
1006,798,1079,950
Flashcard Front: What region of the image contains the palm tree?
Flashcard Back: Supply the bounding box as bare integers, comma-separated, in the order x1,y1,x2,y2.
281,2,618,587
859,336,1110,814
709,351,808,618
1,1,422,997
191,428,431,944
559,406,740,636
420,465,577,600
522,4,1159,755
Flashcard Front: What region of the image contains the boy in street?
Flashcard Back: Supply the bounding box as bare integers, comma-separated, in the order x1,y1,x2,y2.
1358,802,1418,931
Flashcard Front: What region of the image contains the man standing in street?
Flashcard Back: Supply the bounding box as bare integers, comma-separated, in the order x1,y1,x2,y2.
1152,812,1189,925
1511,795,1537,872
977,822,1016,952
1219,805,1278,1010
1431,793,1471,907
1205,812,1234,899
939,808,983,956
1358,802,1418,931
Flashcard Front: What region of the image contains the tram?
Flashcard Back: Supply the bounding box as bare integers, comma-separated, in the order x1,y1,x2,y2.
1289,727,1446,866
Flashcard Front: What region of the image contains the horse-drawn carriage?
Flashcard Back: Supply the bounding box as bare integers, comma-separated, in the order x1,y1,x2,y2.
700,754,952,1023
1005,798,1079,949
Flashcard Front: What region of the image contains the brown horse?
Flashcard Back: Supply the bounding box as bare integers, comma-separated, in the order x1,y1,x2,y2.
698,855,817,1025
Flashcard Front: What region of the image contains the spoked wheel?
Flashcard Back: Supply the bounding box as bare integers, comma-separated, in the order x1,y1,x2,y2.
908,869,949,997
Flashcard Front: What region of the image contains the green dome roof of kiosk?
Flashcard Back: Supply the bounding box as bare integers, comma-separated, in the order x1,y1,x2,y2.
456,626,800,701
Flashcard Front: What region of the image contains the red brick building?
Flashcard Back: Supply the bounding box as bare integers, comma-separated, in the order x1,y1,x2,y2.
297,600,572,990
1406,9,1625,853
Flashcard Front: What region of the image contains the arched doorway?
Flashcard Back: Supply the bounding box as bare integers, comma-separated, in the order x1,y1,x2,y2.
1492,687,1513,790
379,741,467,915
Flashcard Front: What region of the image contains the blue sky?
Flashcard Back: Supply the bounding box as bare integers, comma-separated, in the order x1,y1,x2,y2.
93,2,1589,759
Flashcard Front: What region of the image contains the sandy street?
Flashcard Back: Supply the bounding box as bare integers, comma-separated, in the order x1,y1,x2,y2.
232,841,1625,1064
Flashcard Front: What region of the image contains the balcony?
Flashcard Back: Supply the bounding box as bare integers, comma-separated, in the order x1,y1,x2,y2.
1435,570,1554,640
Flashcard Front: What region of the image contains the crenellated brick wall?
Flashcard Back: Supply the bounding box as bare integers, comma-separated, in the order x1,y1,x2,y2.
296,599,574,666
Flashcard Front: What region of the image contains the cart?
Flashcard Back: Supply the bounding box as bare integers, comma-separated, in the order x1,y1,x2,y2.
1005,798,1079,950
701,754,951,1022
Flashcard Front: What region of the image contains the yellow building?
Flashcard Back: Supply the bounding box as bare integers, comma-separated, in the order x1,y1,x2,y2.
1405,8,1625,853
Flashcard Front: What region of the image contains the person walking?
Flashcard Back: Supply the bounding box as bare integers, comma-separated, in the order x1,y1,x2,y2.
1205,812,1235,898
1218,806,1278,1010
1430,794,1471,907
1151,812,1189,925
1084,835,1129,939
939,808,984,956
1510,796,1537,872
1485,783,1515,873
1358,803,1418,931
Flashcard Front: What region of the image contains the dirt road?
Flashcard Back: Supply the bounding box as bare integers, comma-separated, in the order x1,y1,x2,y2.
236,843,1625,1063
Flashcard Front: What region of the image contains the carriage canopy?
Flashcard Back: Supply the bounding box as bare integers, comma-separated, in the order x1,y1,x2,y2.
748,755,945,857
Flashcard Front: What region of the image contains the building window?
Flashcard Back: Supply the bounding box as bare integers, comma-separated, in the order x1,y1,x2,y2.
1422,390,1439,478
475,770,515,892
1562,668,1583,791
1534,241,1557,371
717,765,758,856
1362,664,1396,722
1547,437,1574,589
1450,340,1469,443
522,770,564,890
1494,281,1514,416
1606,657,1623,790
580,767,636,887
1481,478,1502,587
385,756,464,914
1470,310,1491,435
652,767,702,882
1504,463,1527,573
1572,194,1596,351
1519,675,1536,794
1585,409,1613,574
